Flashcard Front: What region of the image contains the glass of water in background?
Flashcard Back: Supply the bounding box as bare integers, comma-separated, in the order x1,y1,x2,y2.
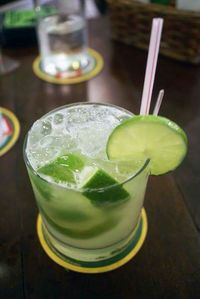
35,0,93,78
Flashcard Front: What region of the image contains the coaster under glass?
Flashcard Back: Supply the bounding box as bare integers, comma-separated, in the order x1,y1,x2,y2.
37,209,148,274
33,48,104,84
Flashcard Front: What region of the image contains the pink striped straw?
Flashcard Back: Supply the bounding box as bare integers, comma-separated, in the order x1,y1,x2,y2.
140,18,163,115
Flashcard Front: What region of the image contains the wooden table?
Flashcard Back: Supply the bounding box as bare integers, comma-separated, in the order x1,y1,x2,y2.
1,17,200,299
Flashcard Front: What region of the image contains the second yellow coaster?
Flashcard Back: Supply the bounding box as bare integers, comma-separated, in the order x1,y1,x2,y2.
0,107,20,157
33,48,104,85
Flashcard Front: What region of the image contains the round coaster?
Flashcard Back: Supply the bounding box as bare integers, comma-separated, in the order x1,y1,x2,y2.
37,209,148,274
33,48,104,85
0,107,20,157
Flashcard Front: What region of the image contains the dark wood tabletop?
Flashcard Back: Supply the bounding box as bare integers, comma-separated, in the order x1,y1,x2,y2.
1,16,200,299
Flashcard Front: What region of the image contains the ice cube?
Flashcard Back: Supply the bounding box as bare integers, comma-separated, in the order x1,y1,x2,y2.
41,121,52,135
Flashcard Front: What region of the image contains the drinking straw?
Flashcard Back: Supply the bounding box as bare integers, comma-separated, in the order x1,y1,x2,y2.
153,89,164,115
140,18,163,115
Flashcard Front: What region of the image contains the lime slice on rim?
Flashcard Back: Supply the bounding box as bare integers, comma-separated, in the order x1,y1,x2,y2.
106,115,188,175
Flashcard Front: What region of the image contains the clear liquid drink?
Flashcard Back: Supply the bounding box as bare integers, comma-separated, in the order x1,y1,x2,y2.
36,1,93,78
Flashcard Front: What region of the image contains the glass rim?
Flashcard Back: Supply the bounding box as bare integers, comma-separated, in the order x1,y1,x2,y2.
23,102,150,193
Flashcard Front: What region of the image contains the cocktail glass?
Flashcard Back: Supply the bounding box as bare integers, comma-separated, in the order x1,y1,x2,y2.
23,103,150,271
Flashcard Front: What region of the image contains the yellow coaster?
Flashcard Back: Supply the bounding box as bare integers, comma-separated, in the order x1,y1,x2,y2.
37,209,148,274
33,48,104,85
0,107,20,157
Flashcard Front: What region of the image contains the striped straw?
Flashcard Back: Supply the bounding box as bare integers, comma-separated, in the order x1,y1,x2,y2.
140,18,163,115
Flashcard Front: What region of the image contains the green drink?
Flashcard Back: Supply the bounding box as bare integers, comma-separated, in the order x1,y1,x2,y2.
24,103,150,266
24,103,187,270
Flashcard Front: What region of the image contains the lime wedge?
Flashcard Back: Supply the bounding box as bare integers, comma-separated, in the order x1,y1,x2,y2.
81,167,129,207
38,153,84,183
106,115,188,175
37,154,129,207
41,205,119,239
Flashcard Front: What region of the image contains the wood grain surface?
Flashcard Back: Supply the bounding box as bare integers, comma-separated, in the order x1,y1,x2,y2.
0,17,200,299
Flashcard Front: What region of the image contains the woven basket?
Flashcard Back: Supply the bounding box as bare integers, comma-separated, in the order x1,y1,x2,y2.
108,0,200,64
